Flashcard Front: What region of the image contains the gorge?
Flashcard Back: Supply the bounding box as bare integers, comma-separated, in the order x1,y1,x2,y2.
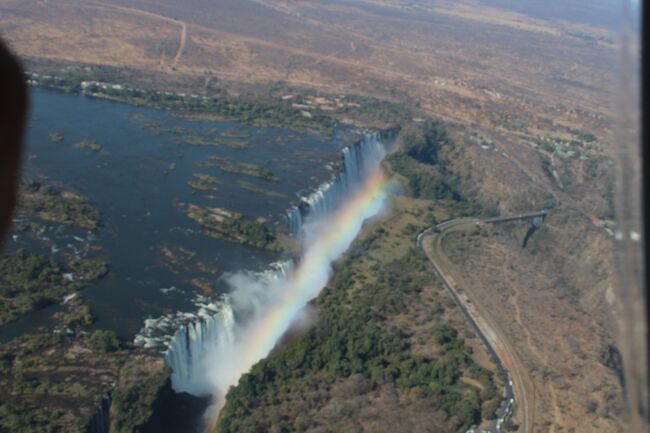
136,132,394,428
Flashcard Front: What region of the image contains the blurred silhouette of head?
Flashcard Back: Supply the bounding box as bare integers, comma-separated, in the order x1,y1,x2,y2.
0,39,27,246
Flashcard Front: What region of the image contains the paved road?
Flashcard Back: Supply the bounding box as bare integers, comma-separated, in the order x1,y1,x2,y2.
418,217,537,433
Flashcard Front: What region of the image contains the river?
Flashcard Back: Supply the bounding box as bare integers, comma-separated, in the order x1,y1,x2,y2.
1,87,353,341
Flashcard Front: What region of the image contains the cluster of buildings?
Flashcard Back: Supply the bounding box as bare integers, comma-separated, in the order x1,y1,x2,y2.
283,94,361,112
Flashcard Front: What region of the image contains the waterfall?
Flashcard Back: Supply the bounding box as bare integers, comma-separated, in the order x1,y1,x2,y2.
286,132,386,239
135,261,293,396
164,299,236,395
134,132,391,411
86,394,111,433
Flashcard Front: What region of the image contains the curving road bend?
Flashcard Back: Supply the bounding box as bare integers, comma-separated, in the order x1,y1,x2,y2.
417,218,536,433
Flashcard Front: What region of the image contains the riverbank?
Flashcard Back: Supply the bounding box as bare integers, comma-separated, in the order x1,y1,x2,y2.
26,70,413,137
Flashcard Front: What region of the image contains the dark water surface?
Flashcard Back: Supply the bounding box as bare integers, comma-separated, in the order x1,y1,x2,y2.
2,87,345,340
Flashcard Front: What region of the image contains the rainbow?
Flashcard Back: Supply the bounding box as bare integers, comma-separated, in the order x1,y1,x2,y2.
205,168,395,427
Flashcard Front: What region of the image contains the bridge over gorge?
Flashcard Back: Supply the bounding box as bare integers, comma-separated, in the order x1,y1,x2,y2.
483,210,548,248
483,210,548,226
432,210,548,234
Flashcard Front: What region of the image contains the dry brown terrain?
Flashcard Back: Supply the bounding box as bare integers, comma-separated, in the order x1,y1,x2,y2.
418,112,627,431
0,0,618,124
438,214,625,433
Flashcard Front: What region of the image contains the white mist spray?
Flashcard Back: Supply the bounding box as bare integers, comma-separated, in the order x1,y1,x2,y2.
136,132,393,427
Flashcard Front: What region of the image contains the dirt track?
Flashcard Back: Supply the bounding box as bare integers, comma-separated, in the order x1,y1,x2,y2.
72,0,188,68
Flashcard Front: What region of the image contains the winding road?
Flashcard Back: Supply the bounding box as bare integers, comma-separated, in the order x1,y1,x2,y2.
417,214,542,433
